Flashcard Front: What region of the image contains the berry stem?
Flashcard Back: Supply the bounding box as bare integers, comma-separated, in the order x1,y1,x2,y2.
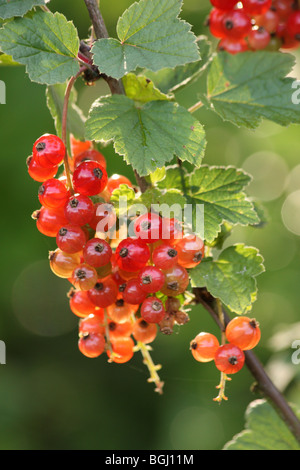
61,67,86,194
214,298,229,403
188,101,204,114
137,341,164,394
193,287,300,445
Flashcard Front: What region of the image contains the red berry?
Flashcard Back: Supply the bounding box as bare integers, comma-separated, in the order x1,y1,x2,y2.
49,249,81,278
273,0,294,20
122,278,147,305
176,234,205,269
225,316,261,350
107,337,135,364
27,155,58,182
138,266,165,294
83,238,112,268
38,178,70,209
72,161,108,196
254,9,280,33
209,8,227,38
160,264,189,296
74,148,107,170
210,0,237,10
141,297,166,324
248,27,271,50
78,332,106,358
107,299,137,323
32,206,68,237
70,135,92,159
108,320,133,340
218,37,249,53
56,224,87,254
221,9,252,40
79,313,105,336
33,134,65,168
287,11,300,40
214,344,245,374
69,289,102,318
89,202,116,232
152,243,178,270
115,238,150,272
132,318,157,344
161,217,183,244
106,174,133,193
88,277,118,308
190,332,220,363
64,194,94,226
242,0,272,16
71,263,98,291
134,212,162,244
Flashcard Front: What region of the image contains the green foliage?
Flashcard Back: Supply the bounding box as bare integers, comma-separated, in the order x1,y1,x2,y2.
224,400,300,450
122,73,172,103
91,0,200,80
0,0,47,19
190,244,265,314
85,95,206,176
0,11,79,84
205,51,300,128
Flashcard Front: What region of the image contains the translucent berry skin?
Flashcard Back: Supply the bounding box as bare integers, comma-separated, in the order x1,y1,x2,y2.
132,318,157,344
160,264,189,296
152,243,178,270
248,27,271,50
134,212,162,244
141,297,166,324
38,178,70,209
70,135,92,159
242,0,272,16
254,9,280,33
138,266,165,294
106,174,133,193
221,10,252,40
225,316,261,350
115,238,150,272
218,37,249,54
69,290,102,318
88,277,118,308
190,332,220,363
64,194,94,226
209,8,227,38
33,134,65,168
108,320,133,340
214,344,245,374
107,299,137,323
89,202,116,232
33,206,68,237
79,313,105,336
27,155,58,182
122,278,147,305
107,337,135,364
78,333,106,358
273,0,294,20
210,0,237,10
73,161,108,196
71,263,98,291
56,224,87,254
74,149,107,170
49,249,81,278
83,238,112,268
287,11,300,39
176,234,205,269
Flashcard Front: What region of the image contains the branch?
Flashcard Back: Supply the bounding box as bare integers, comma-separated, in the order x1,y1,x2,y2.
193,287,300,445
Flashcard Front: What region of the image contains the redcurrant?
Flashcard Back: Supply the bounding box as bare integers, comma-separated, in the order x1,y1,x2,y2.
214,344,245,374
83,238,112,268
190,332,220,363
73,161,108,196
140,297,166,324
33,134,65,168
64,194,94,226
225,316,261,350
88,277,118,308
27,155,58,182
152,243,178,270
56,224,87,254
38,178,70,209
115,238,150,272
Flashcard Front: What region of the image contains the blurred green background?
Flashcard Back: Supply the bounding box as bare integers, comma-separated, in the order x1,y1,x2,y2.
0,0,300,450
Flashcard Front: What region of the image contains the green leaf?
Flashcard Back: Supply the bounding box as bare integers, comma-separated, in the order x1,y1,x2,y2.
110,184,136,216
122,73,172,103
0,52,19,65
143,36,212,94
187,166,259,243
205,51,300,128
85,94,206,177
0,11,79,84
136,187,186,216
190,244,265,314
46,82,86,141
91,0,200,80
224,399,300,450
0,0,47,19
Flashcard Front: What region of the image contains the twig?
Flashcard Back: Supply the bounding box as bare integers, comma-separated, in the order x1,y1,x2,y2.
137,342,164,394
188,101,204,114
193,287,300,445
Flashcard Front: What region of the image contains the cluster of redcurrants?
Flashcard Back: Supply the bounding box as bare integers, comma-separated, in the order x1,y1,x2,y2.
190,316,261,385
208,0,300,54
27,133,205,364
